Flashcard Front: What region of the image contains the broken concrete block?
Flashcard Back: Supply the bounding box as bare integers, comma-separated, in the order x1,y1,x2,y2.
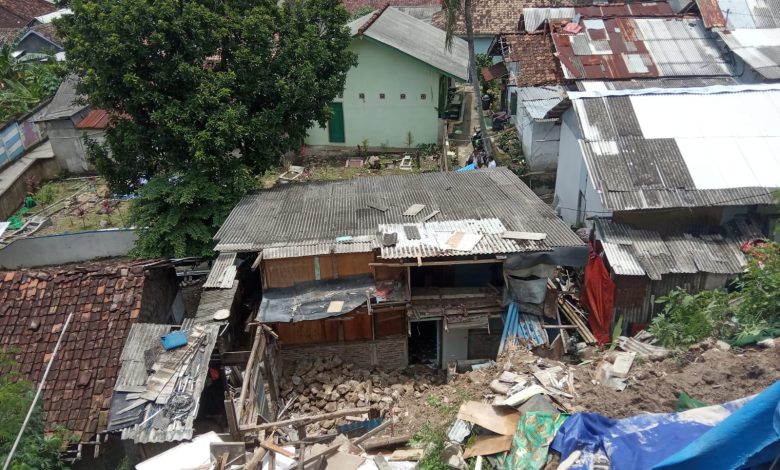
611,352,636,379
490,379,511,395
758,338,776,348
498,371,520,383
441,442,466,469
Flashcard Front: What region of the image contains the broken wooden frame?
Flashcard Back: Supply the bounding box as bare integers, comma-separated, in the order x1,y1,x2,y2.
232,325,281,437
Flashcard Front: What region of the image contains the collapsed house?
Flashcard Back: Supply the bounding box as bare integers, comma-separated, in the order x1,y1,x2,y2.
554,84,780,327
212,168,584,372
0,260,182,460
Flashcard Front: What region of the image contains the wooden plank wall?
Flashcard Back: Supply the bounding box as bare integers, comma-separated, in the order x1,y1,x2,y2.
273,307,406,346
262,252,375,288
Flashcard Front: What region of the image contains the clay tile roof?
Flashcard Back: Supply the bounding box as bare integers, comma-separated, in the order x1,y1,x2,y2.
0,26,19,44
342,0,439,13
0,260,159,442
431,0,580,36
501,32,565,87
0,0,55,28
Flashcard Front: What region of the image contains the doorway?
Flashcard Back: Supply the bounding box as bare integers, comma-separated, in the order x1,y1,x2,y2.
408,320,440,367
328,102,345,143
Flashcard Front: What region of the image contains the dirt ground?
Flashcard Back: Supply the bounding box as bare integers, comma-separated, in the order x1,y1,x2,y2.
387,340,780,436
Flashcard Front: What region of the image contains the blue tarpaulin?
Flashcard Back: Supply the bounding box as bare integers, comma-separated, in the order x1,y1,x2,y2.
550,392,758,470
655,379,780,470
456,163,476,172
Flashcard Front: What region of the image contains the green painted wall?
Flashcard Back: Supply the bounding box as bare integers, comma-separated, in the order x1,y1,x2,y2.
306,37,445,148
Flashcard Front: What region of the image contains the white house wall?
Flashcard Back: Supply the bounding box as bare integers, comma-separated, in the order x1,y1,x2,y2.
554,109,606,225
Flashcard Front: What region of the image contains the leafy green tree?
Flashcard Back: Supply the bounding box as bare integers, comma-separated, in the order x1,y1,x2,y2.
0,351,71,470
59,0,357,256
0,45,65,123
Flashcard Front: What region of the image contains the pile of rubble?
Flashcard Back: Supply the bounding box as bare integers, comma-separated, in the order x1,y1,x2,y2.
279,355,442,433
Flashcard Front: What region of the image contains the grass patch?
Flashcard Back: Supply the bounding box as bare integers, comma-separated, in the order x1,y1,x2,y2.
410,421,449,470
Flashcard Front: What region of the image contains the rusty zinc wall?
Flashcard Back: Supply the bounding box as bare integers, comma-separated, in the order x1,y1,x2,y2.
261,252,375,288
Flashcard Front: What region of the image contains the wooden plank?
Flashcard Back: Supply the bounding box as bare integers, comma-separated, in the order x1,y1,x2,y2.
224,397,240,440
220,350,251,366
353,419,391,446
259,441,297,459
388,449,424,461
463,435,513,458
241,407,372,431
501,231,547,241
361,434,410,451
236,328,266,421
456,401,520,436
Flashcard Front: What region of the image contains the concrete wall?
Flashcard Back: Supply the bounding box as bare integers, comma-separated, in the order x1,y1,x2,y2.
516,105,561,172
554,109,605,225
46,112,102,175
306,38,444,148
280,335,408,369
0,229,138,269
0,156,60,220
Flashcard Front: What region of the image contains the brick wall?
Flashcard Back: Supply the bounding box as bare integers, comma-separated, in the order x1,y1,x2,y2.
280,335,408,369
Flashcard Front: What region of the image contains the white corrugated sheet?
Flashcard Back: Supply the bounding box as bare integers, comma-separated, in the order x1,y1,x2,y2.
523,7,575,32
627,89,780,189
719,29,780,79
378,218,543,259
517,86,566,120
636,18,729,76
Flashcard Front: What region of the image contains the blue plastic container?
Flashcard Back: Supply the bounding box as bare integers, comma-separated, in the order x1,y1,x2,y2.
160,330,188,350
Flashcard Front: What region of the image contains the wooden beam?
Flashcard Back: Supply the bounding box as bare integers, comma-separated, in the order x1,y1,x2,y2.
236,328,266,423
224,395,240,441
361,434,411,451
369,258,503,268
240,407,372,432
258,441,296,459
244,438,271,470
353,420,391,446
220,351,252,366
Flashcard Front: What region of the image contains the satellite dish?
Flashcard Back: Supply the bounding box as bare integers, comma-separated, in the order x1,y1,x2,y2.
213,309,230,321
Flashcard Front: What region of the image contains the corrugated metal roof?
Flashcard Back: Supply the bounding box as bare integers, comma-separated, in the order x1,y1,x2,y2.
571,85,780,211
193,282,239,324
203,252,237,289
118,324,220,443
719,29,780,79
552,17,730,80
596,219,760,279
36,75,86,121
523,4,675,33
697,0,780,29
215,168,583,255
517,86,567,120
378,218,545,259
114,324,174,392
349,7,469,80
522,7,575,33
577,77,738,91
75,108,110,129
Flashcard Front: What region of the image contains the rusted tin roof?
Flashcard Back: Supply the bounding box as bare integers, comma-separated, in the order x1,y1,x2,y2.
75,108,110,129
551,17,730,79
696,0,727,28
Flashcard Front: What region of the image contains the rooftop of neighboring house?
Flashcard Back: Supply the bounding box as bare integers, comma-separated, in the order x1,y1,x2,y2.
19,22,63,48
0,259,169,442
548,15,731,80
349,6,469,80
595,218,765,279
430,0,597,36
75,108,111,129
0,0,55,28
342,0,439,13
36,75,87,122
491,32,566,87
0,26,17,44
567,84,780,212
214,167,584,256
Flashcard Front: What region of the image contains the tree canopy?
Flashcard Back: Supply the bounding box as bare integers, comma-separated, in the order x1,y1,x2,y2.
59,0,356,256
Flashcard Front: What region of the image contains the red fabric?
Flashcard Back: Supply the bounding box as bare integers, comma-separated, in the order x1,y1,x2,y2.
580,241,615,344
209,367,220,381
